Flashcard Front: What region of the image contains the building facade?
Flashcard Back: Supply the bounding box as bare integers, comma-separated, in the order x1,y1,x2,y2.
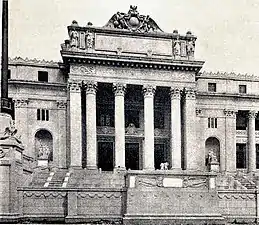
1,5,259,224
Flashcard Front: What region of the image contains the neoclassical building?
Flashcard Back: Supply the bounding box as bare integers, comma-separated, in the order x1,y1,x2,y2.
2,5,259,224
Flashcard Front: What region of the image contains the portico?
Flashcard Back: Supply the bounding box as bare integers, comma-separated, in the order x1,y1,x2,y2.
67,78,201,171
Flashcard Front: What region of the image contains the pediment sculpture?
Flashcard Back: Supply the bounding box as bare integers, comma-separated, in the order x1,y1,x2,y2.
104,5,163,33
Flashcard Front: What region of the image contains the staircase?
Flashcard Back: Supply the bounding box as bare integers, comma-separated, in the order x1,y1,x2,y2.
235,175,257,189
30,168,50,187
48,169,68,188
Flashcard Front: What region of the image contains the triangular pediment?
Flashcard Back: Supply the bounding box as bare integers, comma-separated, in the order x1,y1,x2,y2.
104,5,163,33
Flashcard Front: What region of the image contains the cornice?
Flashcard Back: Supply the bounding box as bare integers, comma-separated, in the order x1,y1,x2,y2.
8,80,66,89
62,51,204,72
197,71,258,82
197,91,259,99
8,57,62,69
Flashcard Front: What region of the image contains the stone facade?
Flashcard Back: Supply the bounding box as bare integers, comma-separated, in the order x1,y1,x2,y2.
2,5,259,224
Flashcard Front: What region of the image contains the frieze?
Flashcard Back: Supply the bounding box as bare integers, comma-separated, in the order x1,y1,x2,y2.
97,126,115,135
14,99,29,108
196,108,202,116
218,193,255,200
113,83,126,96
70,64,95,75
104,5,163,33
137,176,163,187
56,100,67,109
182,177,208,188
224,109,237,118
23,191,66,198
77,192,121,198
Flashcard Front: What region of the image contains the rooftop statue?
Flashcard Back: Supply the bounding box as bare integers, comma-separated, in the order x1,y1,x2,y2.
104,5,163,33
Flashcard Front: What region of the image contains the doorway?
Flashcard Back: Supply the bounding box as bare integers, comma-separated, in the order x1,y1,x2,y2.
126,143,139,170
98,142,114,171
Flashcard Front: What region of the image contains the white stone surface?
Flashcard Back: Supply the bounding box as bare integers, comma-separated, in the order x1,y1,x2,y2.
163,178,183,187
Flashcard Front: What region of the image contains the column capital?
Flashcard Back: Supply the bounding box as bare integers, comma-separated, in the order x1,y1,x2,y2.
196,108,203,116
57,100,67,109
83,81,97,95
14,99,29,108
68,79,82,92
170,87,182,99
184,88,196,99
224,109,237,118
143,85,156,97
247,110,258,119
113,83,126,96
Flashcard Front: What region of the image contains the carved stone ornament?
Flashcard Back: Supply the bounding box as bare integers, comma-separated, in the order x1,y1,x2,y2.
70,65,95,75
69,30,79,48
57,100,67,109
67,80,82,92
86,32,94,49
0,120,21,144
170,88,181,99
143,85,156,97
186,38,195,58
14,99,29,108
126,123,137,135
113,83,126,96
195,108,202,116
104,5,163,33
224,109,237,118
184,88,196,99
0,148,6,158
173,38,181,56
37,142,50,160
83,81,98,94
247,110,258,119
182,177,207,188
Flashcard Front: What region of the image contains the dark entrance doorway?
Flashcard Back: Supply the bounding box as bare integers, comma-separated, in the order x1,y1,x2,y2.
126,143,139,170
98,142,114,171
155,143,167,169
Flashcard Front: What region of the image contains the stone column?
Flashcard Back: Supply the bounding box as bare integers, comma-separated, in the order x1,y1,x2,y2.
113,83,126,169
183,88,198,170
14,99,29,156
248,110,257,173
170,88,182,170
68,80,82,168
224,109,237,172
143,85,156,170
57,100,67,168
84,81,97,170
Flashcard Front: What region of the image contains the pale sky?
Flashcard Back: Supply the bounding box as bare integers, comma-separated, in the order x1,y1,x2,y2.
2,0,259,74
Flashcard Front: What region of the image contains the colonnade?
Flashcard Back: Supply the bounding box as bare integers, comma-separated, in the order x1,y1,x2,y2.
68,80,197,170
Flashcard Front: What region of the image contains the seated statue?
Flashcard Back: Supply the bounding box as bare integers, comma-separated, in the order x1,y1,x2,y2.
208,150,218,163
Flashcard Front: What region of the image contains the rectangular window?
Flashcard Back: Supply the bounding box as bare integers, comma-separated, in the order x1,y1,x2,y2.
208,83,216,92
256,144,259,169
7,69,11,79
37,109,49,121
208,118,217,128
239,85,247,94
154,110,165,129
37,109,41,120
38,71,48,82
236,143,247,169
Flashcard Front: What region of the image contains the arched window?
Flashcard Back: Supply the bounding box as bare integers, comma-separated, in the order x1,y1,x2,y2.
35,129,53,161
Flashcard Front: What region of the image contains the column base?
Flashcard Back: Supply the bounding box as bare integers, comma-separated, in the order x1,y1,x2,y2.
86,165,98,170
170,168,182,172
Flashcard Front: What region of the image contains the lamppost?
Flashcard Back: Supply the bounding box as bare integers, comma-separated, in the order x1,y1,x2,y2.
1,0,12,115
